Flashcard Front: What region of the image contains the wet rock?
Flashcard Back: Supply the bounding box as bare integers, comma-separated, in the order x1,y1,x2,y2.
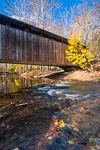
0,113,10,118
95,139,100,146
17,102,32,106
48,136,52,140
89,138,95,145
63,124,77,137
13,148,19,150
80,138,89,145
65,124,72,132
97,132,100,138
19,147,25,150
73,127,79,132
47,132,69,150
91,148,97,150
0,122,6,127
67,140,74,144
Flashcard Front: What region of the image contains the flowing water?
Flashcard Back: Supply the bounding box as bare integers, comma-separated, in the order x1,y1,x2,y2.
0,75,100,150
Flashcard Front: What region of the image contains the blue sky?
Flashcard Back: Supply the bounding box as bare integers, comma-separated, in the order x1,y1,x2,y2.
0,0,82,16
0,0,83,27
61,0,82,9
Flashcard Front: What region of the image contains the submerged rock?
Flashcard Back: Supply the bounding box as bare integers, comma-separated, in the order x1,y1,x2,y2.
95,139,100,146
89,138,95,145
47,132,69,150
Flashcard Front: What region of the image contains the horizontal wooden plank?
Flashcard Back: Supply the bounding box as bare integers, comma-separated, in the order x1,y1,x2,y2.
0,59,73,67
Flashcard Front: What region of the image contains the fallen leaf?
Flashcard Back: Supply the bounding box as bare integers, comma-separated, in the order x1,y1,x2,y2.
54,120,59,126
76,97,79,100
59,120,65,128
80,106,88,111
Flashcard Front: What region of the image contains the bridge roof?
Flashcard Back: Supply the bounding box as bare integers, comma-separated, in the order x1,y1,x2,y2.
0,14,68,44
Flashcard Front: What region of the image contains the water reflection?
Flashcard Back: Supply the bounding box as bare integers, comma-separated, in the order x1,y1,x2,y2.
0,75,52,95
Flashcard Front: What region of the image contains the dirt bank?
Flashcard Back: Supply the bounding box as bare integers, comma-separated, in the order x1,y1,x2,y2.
20,70,64,78
63,70,100,82
20,69,100,82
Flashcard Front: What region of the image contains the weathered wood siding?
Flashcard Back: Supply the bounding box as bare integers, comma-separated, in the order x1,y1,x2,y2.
0,14,71,67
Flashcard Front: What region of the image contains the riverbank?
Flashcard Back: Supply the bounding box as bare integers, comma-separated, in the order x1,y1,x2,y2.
20,69,100,82
20,70,64,78
63,70,100,82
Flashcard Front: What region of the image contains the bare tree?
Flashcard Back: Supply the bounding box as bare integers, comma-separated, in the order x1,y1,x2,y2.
59,9,70,38
2,0,61,32
2,0,30,22
28,0,61,29
68,0,100,60
69,0,100,41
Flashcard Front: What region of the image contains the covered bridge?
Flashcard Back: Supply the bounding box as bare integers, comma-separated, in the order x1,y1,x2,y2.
0,14,78,71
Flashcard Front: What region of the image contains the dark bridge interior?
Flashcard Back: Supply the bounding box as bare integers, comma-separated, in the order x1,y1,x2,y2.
0,14,79,71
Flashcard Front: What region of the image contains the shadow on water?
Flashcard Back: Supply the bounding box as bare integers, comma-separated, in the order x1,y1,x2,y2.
0,75,100,150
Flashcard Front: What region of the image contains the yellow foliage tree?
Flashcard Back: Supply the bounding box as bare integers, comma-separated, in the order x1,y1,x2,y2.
66,34,94,69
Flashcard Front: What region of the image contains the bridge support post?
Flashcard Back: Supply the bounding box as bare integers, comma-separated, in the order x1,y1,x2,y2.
5,63,7,71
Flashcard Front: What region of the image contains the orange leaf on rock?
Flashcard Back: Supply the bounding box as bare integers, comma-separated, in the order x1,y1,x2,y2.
76,97,79,100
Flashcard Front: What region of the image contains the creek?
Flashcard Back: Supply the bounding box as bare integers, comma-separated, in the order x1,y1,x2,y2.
0,74,100,150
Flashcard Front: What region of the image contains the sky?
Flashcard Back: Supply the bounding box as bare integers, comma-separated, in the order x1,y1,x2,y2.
61,0,82,9
0,0,83,16
0,0,83,28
